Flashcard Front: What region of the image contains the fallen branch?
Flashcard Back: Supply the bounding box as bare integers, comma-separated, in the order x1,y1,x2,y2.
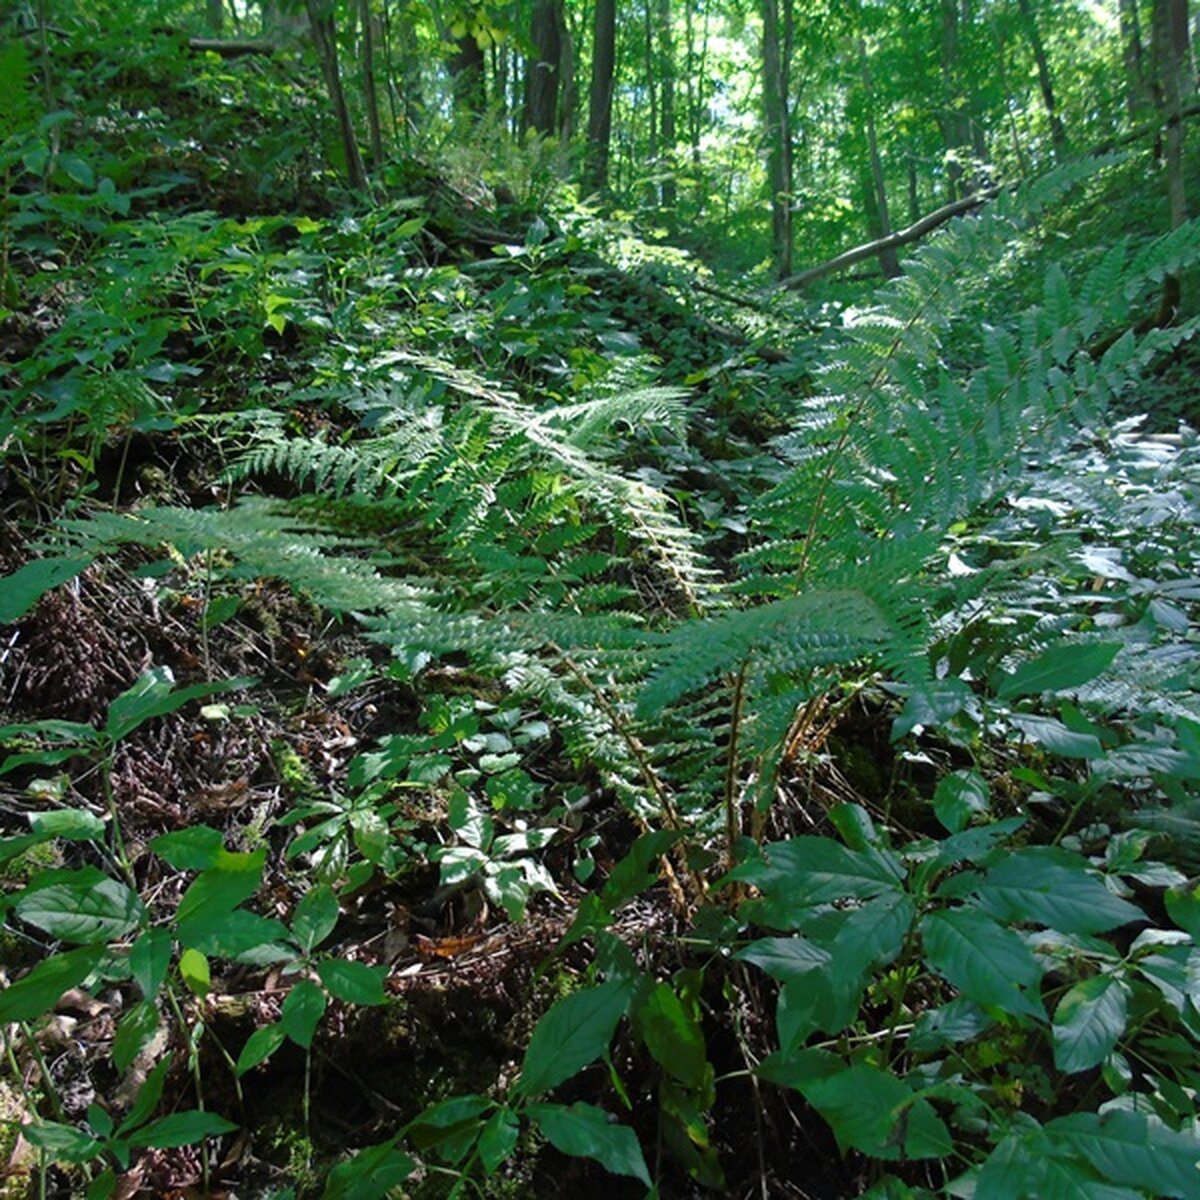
187,37,278,57
776,186,1001,292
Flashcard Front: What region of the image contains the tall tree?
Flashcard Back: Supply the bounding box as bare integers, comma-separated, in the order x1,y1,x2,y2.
359,0,385,166
657,0,678,210
1015,0,1067,156
1153,0,1191,287
859,38,900,277
524,0,563,136
939,0,973,198
1121,0,1152,119
305,0,370,190
583,0,617,196
761,0,794,277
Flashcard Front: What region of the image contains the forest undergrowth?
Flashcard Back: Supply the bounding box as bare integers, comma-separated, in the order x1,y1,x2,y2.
3,15,1200,1200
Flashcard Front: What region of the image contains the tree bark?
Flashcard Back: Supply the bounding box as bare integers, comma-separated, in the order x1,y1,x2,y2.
359,0,384,167
524,0,562,136
761,0,793,278
304,0,369,191
1121,0,1152,120
583,0,617,196
657,0,678,210
860,39,900,278
449,35,486,118
207,0,224,35
1153,0,1192,318
1016,0,1067,156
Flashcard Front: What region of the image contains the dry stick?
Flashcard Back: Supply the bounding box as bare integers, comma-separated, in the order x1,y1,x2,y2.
723,660,749,869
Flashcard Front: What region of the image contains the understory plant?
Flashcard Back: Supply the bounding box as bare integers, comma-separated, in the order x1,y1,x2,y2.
3,158,1200,1197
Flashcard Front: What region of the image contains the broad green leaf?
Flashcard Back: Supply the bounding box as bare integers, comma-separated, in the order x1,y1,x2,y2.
0,556,92,623
117,1058,170,1135
1009,713,1103,759
637,982,707,1088
735,936,831,984
130,928,173,999
729,836,903,920
86,1103,113,1138
798,1065,952,1160
755,1047,842,1092
1052,974,1129,1073
932,770,989,834
28,808,105,841
293,884,339,953
514,980,630,1097
921,908,1045,1020
997,642,1121,699
316,959,388,1006
179,948,210,998
478,1109,519,1175
1165,880,1200,940
281,978,327,1048
113,999,160,1073
235,1022,286,1076
972,848,1143,933
149,825,225,870
0,833,44,867
176,849,265,924
908,997,992,1053
1047,1110,1200,1198
23,1121,101,1162
175,908,293,962
127,1110,237,1148
600,829,683,909
105,670,256,744
321,1136,415,1200
406,1095,491,1164
15,877,145,944
529,1102,651,1186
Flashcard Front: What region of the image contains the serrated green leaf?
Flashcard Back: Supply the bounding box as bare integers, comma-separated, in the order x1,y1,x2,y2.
1047,1109,1200,1198
478,1109,519,1175
235,1022,286,1076
130,928,173,1000
0,556,93,623
1165,880,1200,940
515,980,630,1097
113,999,160,1073
735,936,832,983
321,1136,416,1199
15,877,145,944
921,908,1045,1020
933,769,989,834
179,948,210,998
529,1102,651,1186
149,825,225,870
176,849,265,924
637,982,707,1088
997,643,1121,699
1052,974,1129,1073
28,808,105,841
282,978,326,1048
316,959,388,1006
175,908,293,962
127,1110,237,1148
1009,713,1104,758
293,884,339,953
973,848,1143,933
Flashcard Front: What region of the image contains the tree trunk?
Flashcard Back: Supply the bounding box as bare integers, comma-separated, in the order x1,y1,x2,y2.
559,12,576,146
761,0,793,278
1154,0,1191,241
684,0,710,212
1121,0,1151,119
524,0,562,137
359,0,384,167
583,0,617,196
304,0,369,191
449,35,486,118
207,0,225,35
1016,0,1067,156
940,0,972,199
657,0,678,210
860,39,900,278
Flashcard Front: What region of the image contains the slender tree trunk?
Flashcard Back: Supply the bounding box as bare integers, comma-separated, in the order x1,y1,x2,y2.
1153,0,1192,319
583,0,617,196
644,0,658,201
907,153,920,223
559,13,576,146
207,0,225,34
860,40,900,277
1016,0,1067,156
992,14,1032,173
685,0,711,212
761,0,793,277
304,0,369,191
1122,0,1152,120
940,0,972,199
450,36,486,118
359,0,384,167
524,0,562,136
657,0,678,210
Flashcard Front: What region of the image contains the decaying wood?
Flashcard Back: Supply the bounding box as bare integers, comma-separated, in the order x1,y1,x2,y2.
777,186,1001,292
187,37,277,56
